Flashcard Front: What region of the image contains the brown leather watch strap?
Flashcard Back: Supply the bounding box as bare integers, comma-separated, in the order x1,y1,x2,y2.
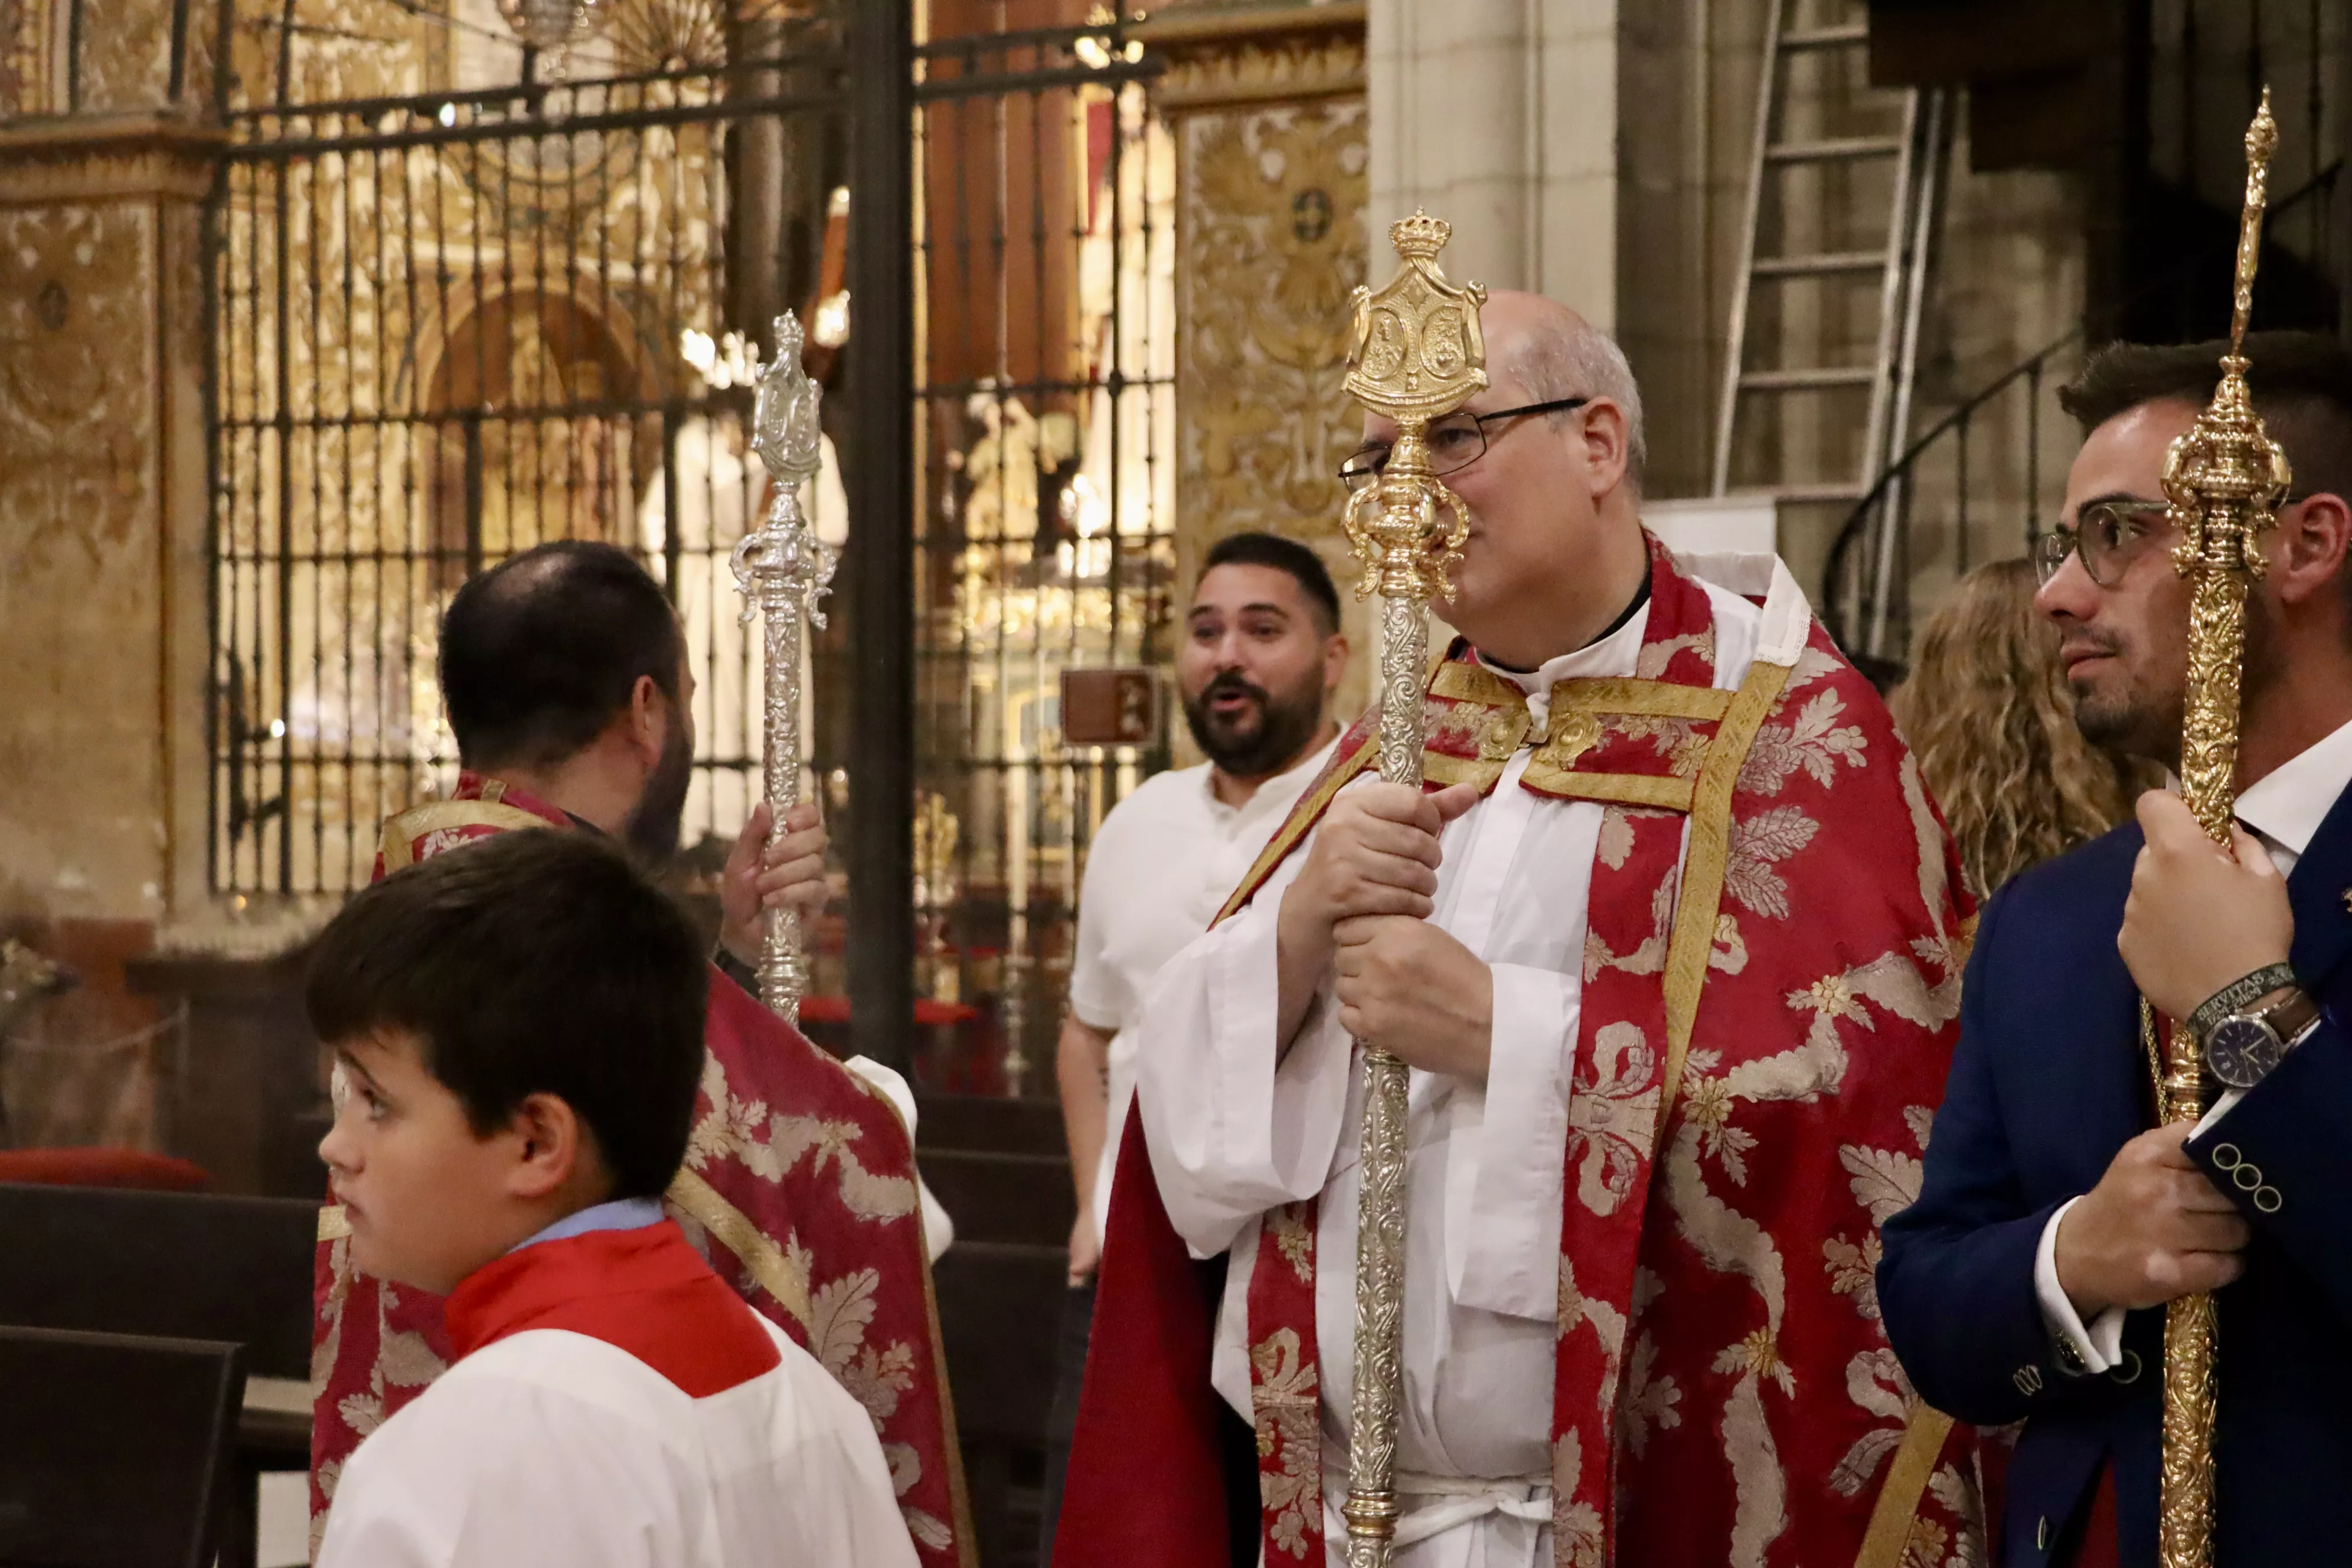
2255,985,2322,1045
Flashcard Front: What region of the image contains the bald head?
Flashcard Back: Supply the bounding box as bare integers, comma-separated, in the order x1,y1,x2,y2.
1478,291,1646,490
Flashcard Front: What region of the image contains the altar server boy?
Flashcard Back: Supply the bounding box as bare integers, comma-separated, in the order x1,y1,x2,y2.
311,828,915,1568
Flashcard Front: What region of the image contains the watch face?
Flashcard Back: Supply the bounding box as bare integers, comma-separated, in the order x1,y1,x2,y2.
2207,1016,2286,1090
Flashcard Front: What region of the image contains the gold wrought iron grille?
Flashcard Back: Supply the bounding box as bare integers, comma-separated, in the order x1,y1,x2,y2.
205,1,848,893
908,13,1174,1093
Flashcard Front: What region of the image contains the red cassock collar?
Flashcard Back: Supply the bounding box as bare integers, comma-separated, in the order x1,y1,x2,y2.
444,1220,782,1398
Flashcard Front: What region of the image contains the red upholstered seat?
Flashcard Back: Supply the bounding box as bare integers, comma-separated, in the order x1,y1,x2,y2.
796,995,979,1027
0,1148,213,1192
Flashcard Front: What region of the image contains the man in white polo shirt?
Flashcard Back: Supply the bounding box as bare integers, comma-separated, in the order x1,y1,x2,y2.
1038,531,1349,1559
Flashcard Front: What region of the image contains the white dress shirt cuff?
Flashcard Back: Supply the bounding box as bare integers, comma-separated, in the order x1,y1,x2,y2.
1451,963,1573,1321
2035,1195,2125,1374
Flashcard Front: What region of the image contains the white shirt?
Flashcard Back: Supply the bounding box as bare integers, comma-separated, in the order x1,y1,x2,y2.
317,1311,916,1568
1069,735,1340,1244
1137,556,1802,1568
2035,714,2352,1371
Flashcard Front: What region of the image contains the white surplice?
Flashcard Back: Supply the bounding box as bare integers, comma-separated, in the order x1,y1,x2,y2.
316,1318,916,1568
1138,556,1803,1568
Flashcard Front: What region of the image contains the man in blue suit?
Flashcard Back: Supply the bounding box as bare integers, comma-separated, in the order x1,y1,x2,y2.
1880,331,2352,1568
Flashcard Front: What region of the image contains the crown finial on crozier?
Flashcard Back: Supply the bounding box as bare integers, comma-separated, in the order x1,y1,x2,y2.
1389,209,1451,261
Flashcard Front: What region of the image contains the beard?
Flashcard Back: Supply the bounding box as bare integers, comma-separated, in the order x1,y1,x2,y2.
2065,627,2185,766
1182,667,1324,779
622,718,695,864
2066,590,2286,769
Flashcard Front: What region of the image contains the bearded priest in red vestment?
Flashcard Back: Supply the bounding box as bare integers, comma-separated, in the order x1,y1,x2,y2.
1055,294,1984,1568
310,541,971,1568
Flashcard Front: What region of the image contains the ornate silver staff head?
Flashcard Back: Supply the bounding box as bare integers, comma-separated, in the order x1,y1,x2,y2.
731,312,839,1024
736,312,837,629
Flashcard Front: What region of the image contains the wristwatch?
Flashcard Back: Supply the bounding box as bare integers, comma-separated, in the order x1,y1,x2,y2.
2199,973,2321,1091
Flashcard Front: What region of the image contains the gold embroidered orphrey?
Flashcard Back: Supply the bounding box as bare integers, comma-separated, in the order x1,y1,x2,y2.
1335,209,1487,1568
2152,86,2291,1568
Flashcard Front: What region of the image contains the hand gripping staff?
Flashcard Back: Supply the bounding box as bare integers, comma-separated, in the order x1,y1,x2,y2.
2150,89,2291,1568
1334,211,1487,1568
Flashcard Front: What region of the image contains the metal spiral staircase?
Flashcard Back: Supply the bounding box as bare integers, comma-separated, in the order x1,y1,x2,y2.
1819,159,2343,678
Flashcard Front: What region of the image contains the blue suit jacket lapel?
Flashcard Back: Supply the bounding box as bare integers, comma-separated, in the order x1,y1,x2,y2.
2287,780,2352,991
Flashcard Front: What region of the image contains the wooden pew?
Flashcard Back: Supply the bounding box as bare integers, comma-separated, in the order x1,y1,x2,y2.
0,1325,244,1568
0,1183,316,1567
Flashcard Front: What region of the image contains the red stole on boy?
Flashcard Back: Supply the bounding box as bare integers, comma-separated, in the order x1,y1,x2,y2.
1059,540,1985,1568
445,1220,782,1396
311,775,972,1567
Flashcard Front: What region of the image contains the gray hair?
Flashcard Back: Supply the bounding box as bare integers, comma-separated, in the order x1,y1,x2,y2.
1508,315,1646,491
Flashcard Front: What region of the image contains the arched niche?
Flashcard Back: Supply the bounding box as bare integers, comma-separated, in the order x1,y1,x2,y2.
417,285,656,589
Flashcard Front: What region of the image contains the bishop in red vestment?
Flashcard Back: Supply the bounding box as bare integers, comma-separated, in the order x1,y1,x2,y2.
1057,295,1983,1567
310,541,968,1566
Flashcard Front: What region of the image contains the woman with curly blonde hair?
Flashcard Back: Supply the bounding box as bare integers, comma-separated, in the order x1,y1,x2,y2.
1892,557,2153,897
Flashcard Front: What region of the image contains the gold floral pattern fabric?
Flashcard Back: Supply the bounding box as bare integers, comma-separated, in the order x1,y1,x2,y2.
309,777,971,1567
1214,541,1984,1566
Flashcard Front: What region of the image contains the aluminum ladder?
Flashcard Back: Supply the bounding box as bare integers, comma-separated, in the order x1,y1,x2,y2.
1711,0,1948,544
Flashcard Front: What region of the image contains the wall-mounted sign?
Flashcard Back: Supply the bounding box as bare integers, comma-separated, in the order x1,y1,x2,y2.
1060,668,1159,746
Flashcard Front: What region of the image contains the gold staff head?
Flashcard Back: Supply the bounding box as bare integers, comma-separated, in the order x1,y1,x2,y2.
2160,86,2294,852
2161,88,2292,586
1341,211,1488,604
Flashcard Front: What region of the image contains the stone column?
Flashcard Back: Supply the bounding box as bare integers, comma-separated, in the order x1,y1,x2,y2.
0,113,220,924
0,111,222,1147
1366,0,1617,325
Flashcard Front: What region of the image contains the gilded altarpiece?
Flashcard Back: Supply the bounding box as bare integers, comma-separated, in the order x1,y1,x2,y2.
1149,4,1370,724
208,0,752,894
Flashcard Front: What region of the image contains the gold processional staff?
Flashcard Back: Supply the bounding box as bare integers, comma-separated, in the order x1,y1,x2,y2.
2151,87,2290,1568
736,312,839,1025
1335,211,1488,1568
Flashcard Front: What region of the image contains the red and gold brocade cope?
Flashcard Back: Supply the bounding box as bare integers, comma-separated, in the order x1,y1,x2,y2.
1060,540,1984,1568
309,775,971,1567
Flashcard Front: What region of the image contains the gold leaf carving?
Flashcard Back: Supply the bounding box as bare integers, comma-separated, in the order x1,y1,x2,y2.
1174,97,1367,545
1157,34,1365,111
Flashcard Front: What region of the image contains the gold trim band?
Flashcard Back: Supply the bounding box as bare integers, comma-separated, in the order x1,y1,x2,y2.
667,1166,814,1330
1422,752,1511,791
1654,657,1792,1141
378,799,563,870
1429,660,1530,707
1214,735,1377,926
1518,769,1696,812
1551,677,1736,721
1853,1403,1957,1568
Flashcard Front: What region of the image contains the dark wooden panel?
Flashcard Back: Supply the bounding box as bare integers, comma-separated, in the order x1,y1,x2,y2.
1968,66,2101,171
126,950,326,1199
0,1184,316,1380
933,1240,1066,1443
920,1148,1073,1248
916,1094,1068,1156
0,1325,242,1568
1867,0,2103,89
